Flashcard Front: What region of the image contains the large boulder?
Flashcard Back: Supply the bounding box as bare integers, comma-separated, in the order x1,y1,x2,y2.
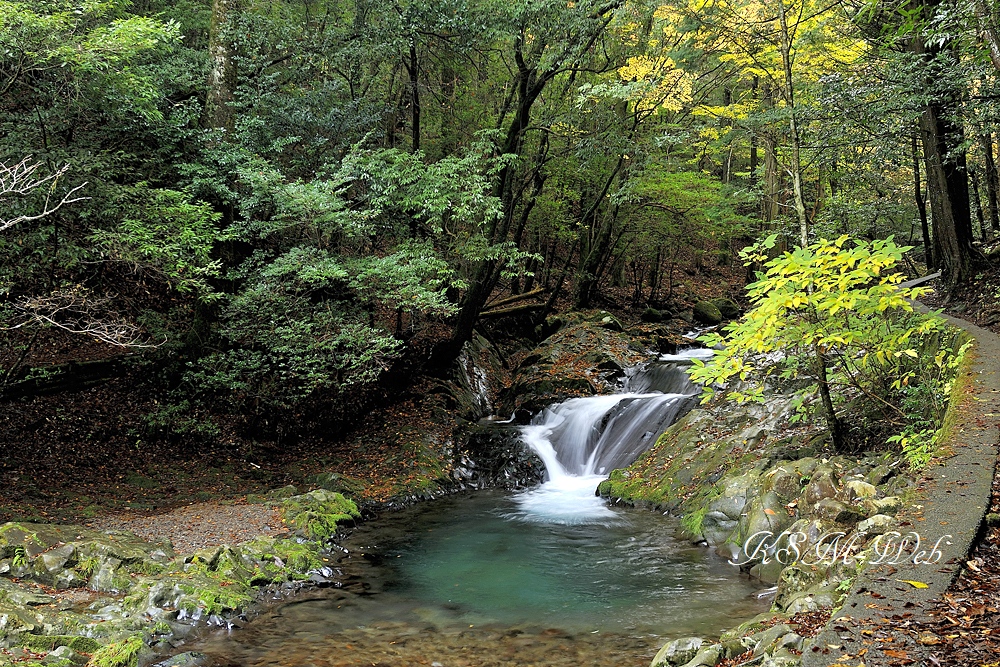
692,301,723,325
506,313,648,413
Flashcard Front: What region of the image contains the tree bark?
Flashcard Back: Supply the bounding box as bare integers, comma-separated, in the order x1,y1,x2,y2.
912,135,934,268
205,0,243,131
777,0,809,247
982,133,1000,233
914,8,976,284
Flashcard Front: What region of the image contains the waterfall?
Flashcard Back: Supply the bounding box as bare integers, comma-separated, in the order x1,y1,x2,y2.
513,348,714,524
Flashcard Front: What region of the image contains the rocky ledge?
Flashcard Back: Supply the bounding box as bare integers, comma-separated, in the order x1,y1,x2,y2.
0,489,358,667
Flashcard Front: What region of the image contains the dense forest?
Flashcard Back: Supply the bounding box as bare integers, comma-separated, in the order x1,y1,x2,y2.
8,3,1000,666
1,0,996,446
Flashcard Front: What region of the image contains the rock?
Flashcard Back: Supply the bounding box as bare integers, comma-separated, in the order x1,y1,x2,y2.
641,307,665,323
802,467,839,508
42,646,84,665
0,578,54,606
506,317,648,412
841,480,877,501
774,563,829,610
872,496,903,515
749,623,793,657
749,558,786,584
598,312,624,331
692,301,723,325
39,545,76,574
812,498,865,525
651,637,704,666
708,472,761,521
783,588,837,614
857,514,895,535
153,652,211,667
679,644,722,667
710,298,740,320
700,511,738,547
280,490,360,540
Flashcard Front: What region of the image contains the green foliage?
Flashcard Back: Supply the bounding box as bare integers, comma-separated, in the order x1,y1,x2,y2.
689,235,953,446
92,186,225,301
87,634,145,667
888,337,971,468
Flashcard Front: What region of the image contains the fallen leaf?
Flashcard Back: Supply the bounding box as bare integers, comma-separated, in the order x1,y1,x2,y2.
896,579,929,589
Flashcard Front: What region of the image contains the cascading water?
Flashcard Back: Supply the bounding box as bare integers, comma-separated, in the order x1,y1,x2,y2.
514,348,715,524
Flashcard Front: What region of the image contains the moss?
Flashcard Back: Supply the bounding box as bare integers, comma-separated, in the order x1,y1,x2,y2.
16,635,101,654
127,559,165,577
680,506,709,538
280,490,360,541
87,635,145,667
194,585,253,616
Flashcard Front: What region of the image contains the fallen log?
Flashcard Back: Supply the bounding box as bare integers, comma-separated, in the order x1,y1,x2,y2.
478,303,546,319
482,287,546,311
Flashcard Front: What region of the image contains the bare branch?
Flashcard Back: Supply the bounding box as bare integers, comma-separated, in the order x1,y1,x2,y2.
0,157,89,232
6,287,161,349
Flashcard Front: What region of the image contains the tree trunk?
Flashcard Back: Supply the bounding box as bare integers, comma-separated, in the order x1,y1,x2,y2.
912,135,934,268
914,9,976,284
920,98,975,283
777,0,809,247
205,0,243,131
813,344,843,451
982,133,1000,233
971,168,987,240
407,42,420,152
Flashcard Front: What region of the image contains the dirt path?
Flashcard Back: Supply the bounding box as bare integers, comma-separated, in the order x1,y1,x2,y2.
802,306,1000,666
89,499,288,554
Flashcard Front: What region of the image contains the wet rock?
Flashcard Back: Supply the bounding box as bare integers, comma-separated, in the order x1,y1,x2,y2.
692,302,723,325
506,316,648,413
461,425,544,490
651,637,704,666
153,651,211,667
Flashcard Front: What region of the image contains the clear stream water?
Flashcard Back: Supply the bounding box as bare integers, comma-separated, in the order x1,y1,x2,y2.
174,350,768,667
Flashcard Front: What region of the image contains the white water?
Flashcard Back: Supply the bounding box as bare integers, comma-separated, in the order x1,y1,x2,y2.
514,348,713,525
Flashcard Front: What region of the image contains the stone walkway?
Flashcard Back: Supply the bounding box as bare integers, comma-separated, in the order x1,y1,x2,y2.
801,311,1000,666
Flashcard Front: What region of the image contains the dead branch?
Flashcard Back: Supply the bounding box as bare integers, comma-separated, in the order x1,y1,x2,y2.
478,302,546,319
483,287,546,311
0,158,89,232
6,286,160,348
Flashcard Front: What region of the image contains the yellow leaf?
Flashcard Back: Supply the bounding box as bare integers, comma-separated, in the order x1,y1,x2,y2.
896,579,929,588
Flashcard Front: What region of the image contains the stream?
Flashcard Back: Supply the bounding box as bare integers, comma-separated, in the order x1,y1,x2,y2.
170,350,769,666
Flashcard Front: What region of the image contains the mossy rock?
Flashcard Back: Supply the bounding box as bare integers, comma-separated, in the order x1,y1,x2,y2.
710,297,741,319
308,472,366,498
641,307,664,323
692,301,723,325
16,635,101,654
280,490,360,541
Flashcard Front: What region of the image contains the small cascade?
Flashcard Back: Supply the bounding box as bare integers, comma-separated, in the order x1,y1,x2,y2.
514,348,714,524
